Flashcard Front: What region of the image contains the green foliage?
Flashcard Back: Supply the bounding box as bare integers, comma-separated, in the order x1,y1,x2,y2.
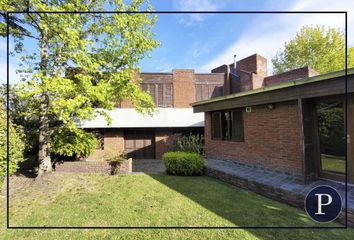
103,151,127,175
168,134,204,155
1,0,159,168
272,25,353,74
162,151,204,176
51,128,97,158
318,103,345,156
0,100,25,179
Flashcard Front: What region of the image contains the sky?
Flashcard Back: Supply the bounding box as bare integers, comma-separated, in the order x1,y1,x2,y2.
1,0,354,84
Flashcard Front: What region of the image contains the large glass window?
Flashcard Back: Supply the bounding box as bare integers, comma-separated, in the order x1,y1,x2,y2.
317,100,345,174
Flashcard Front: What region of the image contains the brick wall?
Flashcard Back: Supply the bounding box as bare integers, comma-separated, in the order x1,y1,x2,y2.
236,54,267,92
55,158,132,174
172,69,196,108
87,129,125,161
264,66,319,86
204,100,304,175
195,73,224,100
155,129,173,159
211,64,230,95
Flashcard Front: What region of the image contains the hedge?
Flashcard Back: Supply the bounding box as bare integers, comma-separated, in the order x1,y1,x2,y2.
162,151,204,176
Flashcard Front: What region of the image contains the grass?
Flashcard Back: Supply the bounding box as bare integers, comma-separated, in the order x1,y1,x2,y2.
1,173,353,239
321,154,346,173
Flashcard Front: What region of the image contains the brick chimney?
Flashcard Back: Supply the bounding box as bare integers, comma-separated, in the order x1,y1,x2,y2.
236,54,267,91
211,54,268,95
211,64,230,95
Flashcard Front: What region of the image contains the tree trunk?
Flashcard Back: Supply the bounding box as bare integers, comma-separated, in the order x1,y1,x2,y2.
38,22,52,175
38,94,52,174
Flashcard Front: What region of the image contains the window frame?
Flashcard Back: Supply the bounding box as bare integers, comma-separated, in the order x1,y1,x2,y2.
211,111,222,140
211,109,244,142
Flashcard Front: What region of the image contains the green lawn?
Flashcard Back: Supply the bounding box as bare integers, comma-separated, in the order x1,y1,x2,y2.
321,154,346,173
1,173,353,239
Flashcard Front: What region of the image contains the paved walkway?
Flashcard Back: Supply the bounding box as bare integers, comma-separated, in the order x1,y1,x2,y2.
205,158,354,216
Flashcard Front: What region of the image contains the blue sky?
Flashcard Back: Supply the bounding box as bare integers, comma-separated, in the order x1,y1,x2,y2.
1,0,354,84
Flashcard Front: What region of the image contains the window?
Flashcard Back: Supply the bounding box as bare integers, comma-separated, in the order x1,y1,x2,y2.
141,83,173,107
211,112,222,139
231,110,244,141
222,111,231,139
211,109,244,142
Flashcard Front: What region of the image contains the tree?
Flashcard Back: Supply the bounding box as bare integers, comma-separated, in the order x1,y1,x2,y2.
0,97,25,180
1,0,158,175
272,25,354,74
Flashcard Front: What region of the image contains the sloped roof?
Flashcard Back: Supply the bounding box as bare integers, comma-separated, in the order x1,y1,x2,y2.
77,108,204,128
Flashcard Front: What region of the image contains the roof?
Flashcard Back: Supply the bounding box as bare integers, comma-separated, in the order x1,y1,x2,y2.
192,68,354,113
77,108,204,128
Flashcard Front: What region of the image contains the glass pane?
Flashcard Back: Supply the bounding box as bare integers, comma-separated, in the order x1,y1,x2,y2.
212,112,221,138
223,111,230,139
317,101,345,174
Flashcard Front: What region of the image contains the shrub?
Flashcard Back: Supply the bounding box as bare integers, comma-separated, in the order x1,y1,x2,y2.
0,101,25,180
51,128,97,158
162,151,204,176
168,134,204,155
103,150,127,175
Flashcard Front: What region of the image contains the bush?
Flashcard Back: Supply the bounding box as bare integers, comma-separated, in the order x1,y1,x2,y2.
168,134,204,155
51,128,97,158
162,151,204,176
0,101,25,180
103,150,127,175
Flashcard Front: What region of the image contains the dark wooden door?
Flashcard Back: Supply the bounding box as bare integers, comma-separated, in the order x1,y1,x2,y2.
124,130,155,159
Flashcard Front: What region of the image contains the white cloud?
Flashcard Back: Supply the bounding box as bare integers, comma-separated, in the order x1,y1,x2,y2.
154,64,172,72
198,0,353,73
172,0,226,26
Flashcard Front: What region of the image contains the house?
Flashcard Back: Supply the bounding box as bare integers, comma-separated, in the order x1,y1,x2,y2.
192,53,354,184
78,70,225,160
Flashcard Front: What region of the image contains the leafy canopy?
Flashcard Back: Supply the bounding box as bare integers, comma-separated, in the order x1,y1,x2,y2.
272,25,353,74
1,0,159,158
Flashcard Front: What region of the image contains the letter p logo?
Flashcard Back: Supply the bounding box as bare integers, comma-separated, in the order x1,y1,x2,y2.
315,194,332,215
305,185,342,223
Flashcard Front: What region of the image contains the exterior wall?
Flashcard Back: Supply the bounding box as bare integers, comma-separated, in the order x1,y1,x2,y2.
264,66,319,86
86,129,124,161
211,64,230,95
236,54,267,91
195,73,224,100
155,129,173,159
204,100,304,175
172,69,196,108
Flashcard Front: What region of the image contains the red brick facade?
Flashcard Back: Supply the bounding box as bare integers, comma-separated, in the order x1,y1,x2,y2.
204,101,304,175
87,53,320,164
264,66,319,86
172,69,196,108
87,129,124,161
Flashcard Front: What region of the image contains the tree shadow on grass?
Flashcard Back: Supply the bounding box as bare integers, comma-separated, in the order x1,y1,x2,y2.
147,173,349,240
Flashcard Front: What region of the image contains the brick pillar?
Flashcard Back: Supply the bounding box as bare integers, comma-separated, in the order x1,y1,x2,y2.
236,54,267,91
172,69,196,108
211,64,230,95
